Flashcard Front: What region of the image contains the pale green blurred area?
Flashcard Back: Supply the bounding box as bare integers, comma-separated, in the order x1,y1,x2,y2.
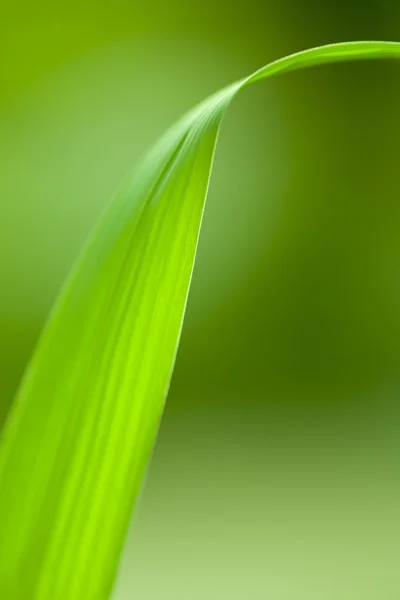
1,0,400,597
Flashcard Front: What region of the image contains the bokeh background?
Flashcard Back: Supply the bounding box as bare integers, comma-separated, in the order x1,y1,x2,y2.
2,1,400,598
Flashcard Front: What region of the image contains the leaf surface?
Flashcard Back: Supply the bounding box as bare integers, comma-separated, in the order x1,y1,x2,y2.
0,41,399,600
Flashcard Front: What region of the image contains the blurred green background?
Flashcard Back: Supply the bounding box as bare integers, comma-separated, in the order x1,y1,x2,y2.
1,1,400,598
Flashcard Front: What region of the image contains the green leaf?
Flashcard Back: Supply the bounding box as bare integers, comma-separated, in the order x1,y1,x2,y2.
0,41,399,600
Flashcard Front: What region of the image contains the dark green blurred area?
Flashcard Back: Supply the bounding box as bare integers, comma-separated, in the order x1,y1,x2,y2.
1,1,400,598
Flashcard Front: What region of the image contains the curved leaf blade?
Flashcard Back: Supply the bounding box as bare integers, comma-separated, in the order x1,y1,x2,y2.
0,41,399,600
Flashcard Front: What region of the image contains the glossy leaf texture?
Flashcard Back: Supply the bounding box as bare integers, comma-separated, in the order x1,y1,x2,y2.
0,41,399,600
